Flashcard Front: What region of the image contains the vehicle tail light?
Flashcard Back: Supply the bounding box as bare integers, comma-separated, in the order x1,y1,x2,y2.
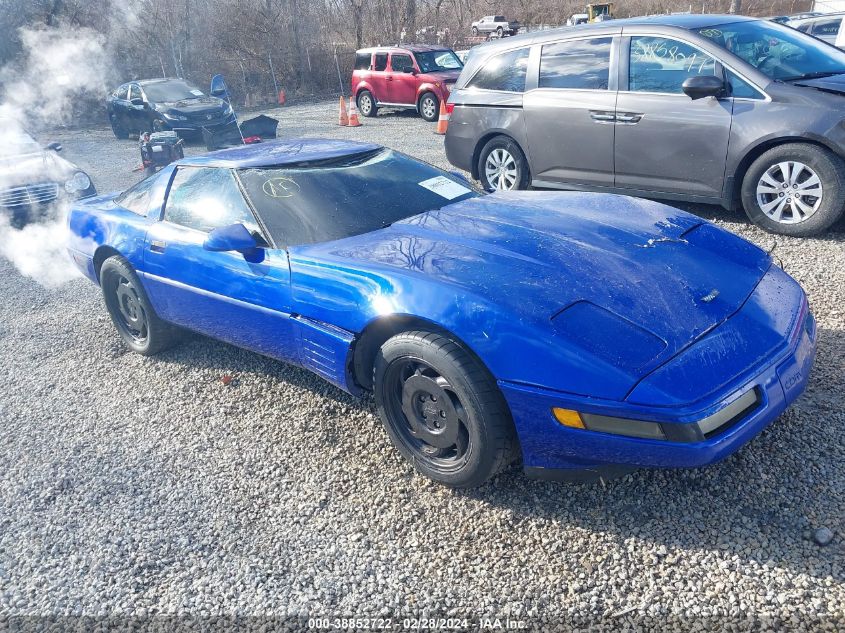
445,102,455,116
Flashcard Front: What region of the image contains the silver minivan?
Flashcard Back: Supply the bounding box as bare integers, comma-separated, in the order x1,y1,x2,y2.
445,14,845,236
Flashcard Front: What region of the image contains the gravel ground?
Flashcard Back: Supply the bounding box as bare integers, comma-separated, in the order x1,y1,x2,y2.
0,100,843,631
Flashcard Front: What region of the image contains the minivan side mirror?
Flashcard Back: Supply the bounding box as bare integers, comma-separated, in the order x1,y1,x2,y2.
682,75,725,100
204,223,258,253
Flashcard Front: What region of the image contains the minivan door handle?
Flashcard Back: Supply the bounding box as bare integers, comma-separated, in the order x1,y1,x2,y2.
616,112,643,124
589,110,616,123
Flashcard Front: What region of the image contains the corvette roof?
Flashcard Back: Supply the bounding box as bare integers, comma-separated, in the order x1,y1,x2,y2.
176,138,382,169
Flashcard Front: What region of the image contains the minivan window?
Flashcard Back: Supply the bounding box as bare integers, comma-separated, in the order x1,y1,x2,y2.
355,52,371,70
373,53,388,71
727,70,764,99
696,20,845,81
629,36,716,93
467,47,530,92
539,37,612,90
391,54,414,73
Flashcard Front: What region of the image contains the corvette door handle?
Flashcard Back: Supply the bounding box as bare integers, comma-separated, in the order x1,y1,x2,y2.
150,240,167,253
616,112,643,124
589,110,616,123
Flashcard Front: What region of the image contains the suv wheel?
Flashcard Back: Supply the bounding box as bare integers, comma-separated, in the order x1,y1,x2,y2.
419,92,439,122
478,136,530,191
357,90,377,117
741,143,845,236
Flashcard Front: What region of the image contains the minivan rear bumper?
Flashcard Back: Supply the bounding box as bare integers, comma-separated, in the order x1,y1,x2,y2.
444,106,476,174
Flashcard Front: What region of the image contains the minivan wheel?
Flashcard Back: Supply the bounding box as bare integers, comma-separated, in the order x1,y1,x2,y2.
741,143,845,236
357,90,377,117
478,136,530,191
419,92,439,122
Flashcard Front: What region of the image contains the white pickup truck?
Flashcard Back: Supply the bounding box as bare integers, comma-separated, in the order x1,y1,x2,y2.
471,15,520,37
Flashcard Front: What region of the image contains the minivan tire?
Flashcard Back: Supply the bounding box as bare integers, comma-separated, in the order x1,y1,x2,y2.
357,90,378,117
477,136,531,192
741,143,845,236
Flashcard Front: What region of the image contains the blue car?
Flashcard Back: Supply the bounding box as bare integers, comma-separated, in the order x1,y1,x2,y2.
66,139,816,488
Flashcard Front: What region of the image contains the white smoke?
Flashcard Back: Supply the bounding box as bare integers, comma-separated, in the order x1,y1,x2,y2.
0,24,114,287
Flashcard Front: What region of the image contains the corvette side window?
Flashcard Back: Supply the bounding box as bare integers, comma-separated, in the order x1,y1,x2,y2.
164,167,262,236
114,173,157,215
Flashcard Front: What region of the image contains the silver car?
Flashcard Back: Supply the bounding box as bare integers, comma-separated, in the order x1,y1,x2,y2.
445,14,845,236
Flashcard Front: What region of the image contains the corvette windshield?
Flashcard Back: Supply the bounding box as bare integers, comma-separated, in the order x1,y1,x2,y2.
415,50,463,72
143,80,204,102
696,20,845,80
239,148,479,247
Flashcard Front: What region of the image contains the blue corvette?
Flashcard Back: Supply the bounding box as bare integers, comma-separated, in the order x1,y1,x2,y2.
67,139,816,487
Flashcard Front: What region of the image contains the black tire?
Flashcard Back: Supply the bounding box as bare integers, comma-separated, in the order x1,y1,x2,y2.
374,330,517,488
477,136,531,191
109,115,128,140
357,89,378,117
418,92,439,123
496,26,503,37
100,255,179,356
471,26,479,36
741,143,845,236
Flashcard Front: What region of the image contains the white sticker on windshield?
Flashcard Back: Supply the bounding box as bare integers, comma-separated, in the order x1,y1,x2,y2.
190,89,204,96
418,176,471,200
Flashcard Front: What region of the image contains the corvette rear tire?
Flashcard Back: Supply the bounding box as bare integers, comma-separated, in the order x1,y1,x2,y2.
478,136,531,192
374,330,517,488
100,255,179,356
418,92,439,122
741,143,845,236
357,90,378,117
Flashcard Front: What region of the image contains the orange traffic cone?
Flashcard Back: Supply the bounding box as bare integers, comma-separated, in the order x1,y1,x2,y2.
435,99,449,135
338,96,349,126
347,97,362,127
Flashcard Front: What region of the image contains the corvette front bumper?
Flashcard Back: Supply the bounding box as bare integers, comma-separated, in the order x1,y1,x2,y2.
500,280,816,480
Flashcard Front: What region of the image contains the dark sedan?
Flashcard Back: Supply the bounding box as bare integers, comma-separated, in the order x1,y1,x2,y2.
106,78,235,139
0,120,96,227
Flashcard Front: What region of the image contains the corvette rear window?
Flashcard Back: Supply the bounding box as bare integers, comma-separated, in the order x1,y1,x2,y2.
238,149,479,247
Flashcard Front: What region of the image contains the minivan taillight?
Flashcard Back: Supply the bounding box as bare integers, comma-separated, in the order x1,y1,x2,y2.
445,102,455,115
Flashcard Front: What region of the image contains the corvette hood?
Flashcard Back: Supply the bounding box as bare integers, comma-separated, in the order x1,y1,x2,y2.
294,191,770,374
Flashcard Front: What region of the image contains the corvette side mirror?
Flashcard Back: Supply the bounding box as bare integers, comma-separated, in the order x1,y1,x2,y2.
682,75,725,100
204,223,258,253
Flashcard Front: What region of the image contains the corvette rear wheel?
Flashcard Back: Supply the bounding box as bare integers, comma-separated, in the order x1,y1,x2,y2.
100,255,179,356
374,330,516,488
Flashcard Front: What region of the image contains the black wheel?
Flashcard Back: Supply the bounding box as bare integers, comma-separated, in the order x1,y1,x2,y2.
477,136,531,191
496,26,503,37
100,255,179,356
471,26,479,36
109,115,129,140
357,89,378,117
418,92,439,122
741,143,845,236
374,330,517,488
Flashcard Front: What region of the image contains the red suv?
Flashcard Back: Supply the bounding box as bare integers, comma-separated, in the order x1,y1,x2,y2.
351,45,464,122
